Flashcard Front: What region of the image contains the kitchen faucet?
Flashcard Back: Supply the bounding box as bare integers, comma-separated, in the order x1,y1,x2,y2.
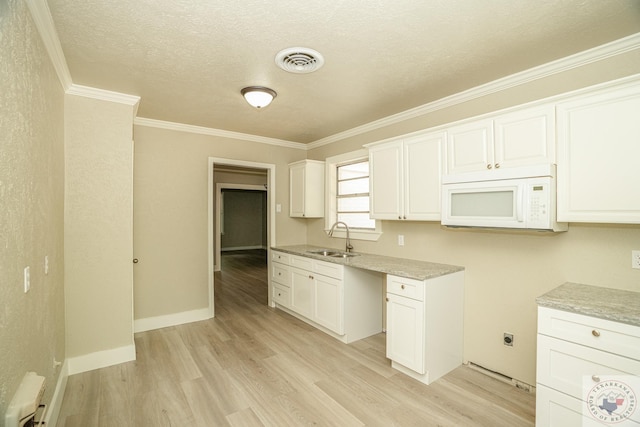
328,221,353,253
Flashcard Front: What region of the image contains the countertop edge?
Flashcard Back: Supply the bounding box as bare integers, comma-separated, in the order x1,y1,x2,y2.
271,245,464,281
537,282,640,328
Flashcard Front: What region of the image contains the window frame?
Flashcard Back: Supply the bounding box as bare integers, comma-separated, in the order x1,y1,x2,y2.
324,149,382,241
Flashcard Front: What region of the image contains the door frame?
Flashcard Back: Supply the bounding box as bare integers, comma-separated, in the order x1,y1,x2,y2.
208,157,276,317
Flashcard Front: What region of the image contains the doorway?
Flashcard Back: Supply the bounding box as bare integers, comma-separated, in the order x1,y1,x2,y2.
208,158,276,317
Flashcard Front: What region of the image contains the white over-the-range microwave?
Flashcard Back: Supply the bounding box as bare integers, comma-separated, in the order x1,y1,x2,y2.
441,164,568,232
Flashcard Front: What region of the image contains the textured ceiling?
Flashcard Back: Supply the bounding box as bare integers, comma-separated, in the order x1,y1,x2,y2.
47,0,640,143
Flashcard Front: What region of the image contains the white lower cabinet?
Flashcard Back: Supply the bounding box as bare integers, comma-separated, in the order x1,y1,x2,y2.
270,250,382,344
385,271,464,385
271,251,291,308
535,306,640,426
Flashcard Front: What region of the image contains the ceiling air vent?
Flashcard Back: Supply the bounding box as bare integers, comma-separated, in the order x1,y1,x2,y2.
275,47,324,74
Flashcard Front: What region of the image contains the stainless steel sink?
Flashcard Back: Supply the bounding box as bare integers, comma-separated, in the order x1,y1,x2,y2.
306,249,359,258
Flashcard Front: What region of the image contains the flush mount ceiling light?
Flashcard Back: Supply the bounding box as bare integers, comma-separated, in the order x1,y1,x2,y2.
241,86,277,109
275,47,325,74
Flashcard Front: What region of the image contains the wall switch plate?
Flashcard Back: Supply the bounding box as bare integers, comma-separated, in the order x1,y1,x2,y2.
632,250,640,269
276,204,281,213
24,266,30,293
44,255,49,275
398,235,404,246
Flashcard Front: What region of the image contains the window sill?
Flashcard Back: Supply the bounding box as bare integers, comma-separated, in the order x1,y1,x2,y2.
324,229,382,242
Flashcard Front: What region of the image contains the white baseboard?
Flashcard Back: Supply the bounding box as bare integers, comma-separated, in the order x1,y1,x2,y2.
221,245,265,251
134,307,212,333
44,360,69,427
66,344,136,376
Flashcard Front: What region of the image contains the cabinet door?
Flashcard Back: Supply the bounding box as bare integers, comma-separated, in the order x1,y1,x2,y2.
494,104,555,169
369,140,403,219
535,384,586,427
446,119,494,174
290,267,313,318
314,274,343,334
289,163,306,217
404,132,445,220
386,293,424,374
556,82,640,223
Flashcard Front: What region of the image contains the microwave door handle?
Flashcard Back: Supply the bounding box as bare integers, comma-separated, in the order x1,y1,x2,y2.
516,184,524,222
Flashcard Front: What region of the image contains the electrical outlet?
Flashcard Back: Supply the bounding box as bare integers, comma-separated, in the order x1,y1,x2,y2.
632,250,640,269
398,235,405,246
24,266,30,293
504,333,513,346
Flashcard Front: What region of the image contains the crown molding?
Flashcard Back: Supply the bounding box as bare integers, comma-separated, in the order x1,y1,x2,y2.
308,32,640,149
25,0,73,91
66,84,141,107
134,117,307,150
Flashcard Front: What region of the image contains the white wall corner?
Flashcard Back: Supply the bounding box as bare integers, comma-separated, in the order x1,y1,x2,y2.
42,360,69,427
66,345,136,376
133,308,213,333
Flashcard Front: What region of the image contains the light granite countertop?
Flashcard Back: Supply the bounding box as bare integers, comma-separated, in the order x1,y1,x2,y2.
271,245,464,281
537,282,640,327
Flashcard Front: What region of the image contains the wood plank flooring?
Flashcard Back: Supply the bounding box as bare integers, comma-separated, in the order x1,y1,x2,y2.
56,249,535,426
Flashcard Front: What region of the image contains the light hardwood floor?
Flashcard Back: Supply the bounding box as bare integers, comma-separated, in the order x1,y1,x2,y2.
56,249,535,426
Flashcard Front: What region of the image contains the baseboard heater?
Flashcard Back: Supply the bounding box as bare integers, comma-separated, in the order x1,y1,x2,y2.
466,362,536,394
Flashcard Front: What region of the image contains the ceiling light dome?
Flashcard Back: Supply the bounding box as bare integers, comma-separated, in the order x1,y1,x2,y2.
241,86,277,109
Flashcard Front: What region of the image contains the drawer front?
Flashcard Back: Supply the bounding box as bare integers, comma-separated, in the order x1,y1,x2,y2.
273,283,291,307
290,255,313,271
387,275,424,301
538,306,640,360
313,259,343,280
271,250,290,264
272,264,290,286
537,334,640,399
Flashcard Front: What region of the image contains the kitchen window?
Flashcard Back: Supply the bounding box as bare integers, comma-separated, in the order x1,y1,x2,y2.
325,149,382,241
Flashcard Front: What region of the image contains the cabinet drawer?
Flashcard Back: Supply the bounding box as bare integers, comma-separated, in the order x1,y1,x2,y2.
271,251,290,264
538,307,640,360
272,264,290,286
290,255,313,271
313,259,343,280
537,334,640,399
387,275,424,301
273,283,291,307
535,384,586,427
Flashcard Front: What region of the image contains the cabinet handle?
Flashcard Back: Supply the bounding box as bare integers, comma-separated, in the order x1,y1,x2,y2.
592,375,601,383
398,215,402,219
487,164,492,169
401,284,405,290
386,297,389,302
495,163,500,169
403,216,407,220
592,329,601,337
309,275,314,280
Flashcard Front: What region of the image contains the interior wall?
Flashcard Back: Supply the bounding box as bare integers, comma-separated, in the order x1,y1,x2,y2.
0,0,66,416
307,49,640,386
64,94,137,361
132,125,305,321
221,190,267,250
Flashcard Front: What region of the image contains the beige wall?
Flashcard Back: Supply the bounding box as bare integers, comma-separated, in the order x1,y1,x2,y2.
132,126,305,320
307,51,640,385
0,0,66,416
64,94,137,359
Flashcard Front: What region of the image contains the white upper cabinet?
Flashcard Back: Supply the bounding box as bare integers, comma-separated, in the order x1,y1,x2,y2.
446,104,555,174
289,160,325,218
556,80,640,224
369,131,445,221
